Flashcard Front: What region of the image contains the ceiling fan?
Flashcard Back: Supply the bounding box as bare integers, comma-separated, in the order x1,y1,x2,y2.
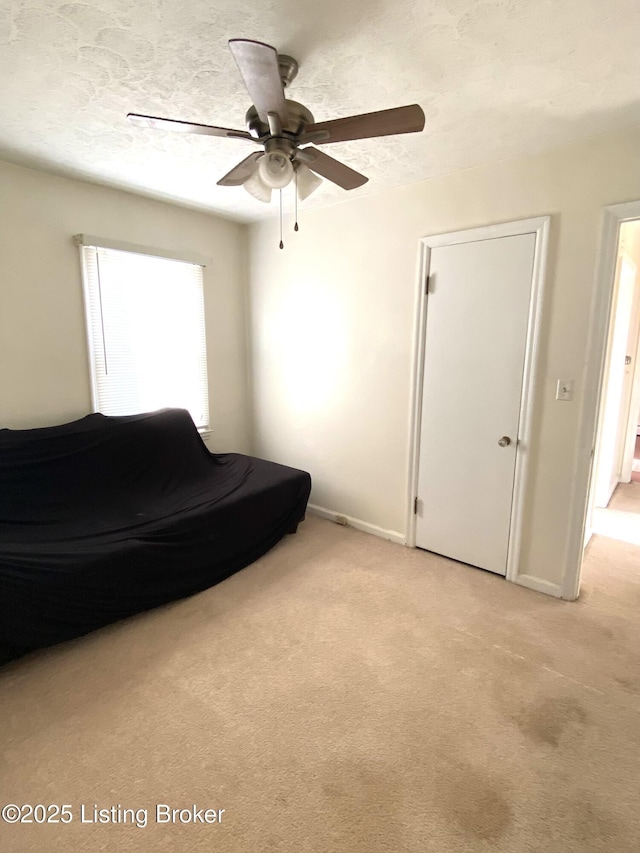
127,38,426,205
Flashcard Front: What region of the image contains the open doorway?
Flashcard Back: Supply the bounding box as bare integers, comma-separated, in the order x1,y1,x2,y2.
586,218,640,548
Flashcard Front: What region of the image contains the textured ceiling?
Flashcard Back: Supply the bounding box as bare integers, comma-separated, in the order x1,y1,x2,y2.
0,0,639,222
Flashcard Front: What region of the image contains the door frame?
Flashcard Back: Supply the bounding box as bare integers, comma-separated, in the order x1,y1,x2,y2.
406,217,550,588
620,256,640,483
592,252,637,507
563,200,640,601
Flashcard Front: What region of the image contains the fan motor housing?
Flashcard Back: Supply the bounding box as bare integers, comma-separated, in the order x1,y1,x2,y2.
245,100,314,140
277,54,298,88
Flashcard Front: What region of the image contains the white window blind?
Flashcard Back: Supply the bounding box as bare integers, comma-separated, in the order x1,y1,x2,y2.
80,244,210,431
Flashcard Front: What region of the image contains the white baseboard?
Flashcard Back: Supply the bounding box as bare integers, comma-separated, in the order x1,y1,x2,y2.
514,573,564,599
307,503,406,545
307,505,566,600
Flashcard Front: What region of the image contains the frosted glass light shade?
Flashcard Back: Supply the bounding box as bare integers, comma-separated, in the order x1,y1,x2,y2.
258,149,294,189
243,165,272,203
296,164,323,200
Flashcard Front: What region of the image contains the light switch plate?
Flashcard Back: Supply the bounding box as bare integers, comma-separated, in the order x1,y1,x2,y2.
556,379,574,401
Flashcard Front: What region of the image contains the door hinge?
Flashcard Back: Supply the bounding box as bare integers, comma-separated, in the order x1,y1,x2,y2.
414,496,419,514
425,275,430,295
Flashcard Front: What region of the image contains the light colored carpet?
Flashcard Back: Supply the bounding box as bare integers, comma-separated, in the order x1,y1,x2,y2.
607,480,640,514
632,436,640,481
593,481,640,544
1,514,639,852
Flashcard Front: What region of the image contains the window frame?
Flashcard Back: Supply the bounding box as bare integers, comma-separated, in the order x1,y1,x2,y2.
75,234,211,435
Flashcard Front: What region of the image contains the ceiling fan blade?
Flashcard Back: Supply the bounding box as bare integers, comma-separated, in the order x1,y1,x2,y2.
217,152,263,186
296,147,368,190
305,104,425,144
228,39,288,125
127,113,254,141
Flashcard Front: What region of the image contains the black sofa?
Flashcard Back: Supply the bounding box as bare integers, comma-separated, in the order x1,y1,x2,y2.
0,408,311,663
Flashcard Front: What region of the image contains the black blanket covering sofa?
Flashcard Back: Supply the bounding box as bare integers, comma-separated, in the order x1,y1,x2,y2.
0,408,311,663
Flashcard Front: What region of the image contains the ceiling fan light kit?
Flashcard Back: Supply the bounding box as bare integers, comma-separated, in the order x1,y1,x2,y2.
243,167,272,203
127,38,426,247
258,149,294,189
295,164,323,201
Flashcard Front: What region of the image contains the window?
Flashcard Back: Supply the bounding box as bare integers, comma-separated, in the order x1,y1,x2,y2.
77,237,210,432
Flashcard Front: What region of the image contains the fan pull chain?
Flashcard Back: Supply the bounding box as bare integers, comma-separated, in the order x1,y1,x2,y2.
294,171,299,232
279,190,284,250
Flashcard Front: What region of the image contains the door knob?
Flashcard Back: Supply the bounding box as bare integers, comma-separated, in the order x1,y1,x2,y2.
498,436,511,447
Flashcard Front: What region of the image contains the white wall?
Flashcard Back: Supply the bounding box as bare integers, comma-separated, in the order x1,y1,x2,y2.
621,222,640,434
0,160,251,453
619,222,640,472
249,128,640,592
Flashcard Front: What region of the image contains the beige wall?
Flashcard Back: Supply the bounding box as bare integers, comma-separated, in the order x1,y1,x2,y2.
4,130,640,595
0,160,251,453
249,129,640,592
